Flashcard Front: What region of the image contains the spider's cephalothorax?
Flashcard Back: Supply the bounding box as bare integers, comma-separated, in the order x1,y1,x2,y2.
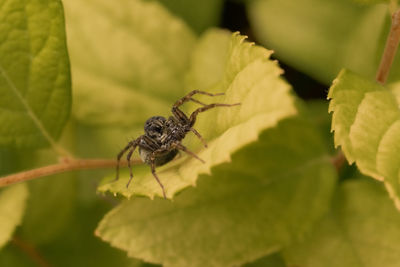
114,90,240,199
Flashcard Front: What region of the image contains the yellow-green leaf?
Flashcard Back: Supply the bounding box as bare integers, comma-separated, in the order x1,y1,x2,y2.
64,0,196,128
0,184,28,249
98,31,297,199
328,69,400,209
284,178,400,267
96,118,337,267
0,0,71,148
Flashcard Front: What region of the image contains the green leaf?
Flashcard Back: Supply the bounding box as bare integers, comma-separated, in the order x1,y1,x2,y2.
0,0,71,148
0,148,18,175
186,28,232,92
64,0,196,127
301,100,336,154
38,200,153,267
352,0,390,5
149,0,224,34
98,31,298,199
96,118,337,267
0,197,153,267
244,253,286,267
0,184,28,249
328,69,400,208
20,174,76,244
284,178,400,267
247,0,393,84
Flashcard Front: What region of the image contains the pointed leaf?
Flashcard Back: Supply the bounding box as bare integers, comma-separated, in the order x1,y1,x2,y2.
284,178,400,267
0,0,71,148
98,31,298,199
96,118,337,267
328,69,400,208
0,184,28,249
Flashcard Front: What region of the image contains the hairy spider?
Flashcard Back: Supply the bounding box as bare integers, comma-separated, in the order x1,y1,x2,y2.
114,90,240,199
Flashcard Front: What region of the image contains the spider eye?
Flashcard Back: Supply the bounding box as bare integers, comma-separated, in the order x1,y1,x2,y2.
153,125,162,133
144,116,166,136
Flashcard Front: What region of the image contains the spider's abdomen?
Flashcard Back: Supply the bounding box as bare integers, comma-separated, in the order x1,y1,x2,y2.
139,147,179,166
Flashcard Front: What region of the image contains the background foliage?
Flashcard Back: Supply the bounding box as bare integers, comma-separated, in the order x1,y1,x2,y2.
0,0,399,266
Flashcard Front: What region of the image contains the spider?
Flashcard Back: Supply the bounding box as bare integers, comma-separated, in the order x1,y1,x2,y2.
114,90,240,199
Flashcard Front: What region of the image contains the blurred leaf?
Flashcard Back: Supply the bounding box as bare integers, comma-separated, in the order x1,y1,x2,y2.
96,117,337,267
0,244,33,267
302,100,335,154
352,0,390,4
186,28,232,91
328,69,400,208
244,253,286,267
20,174,76,244
99,32,298,199
40,199,154,267
0,184,28,249
148,0,224,34
247,0,393,84
0,0,71,148
284,178,400,267
0,198,154,267
64,0,196,127
0,148,18,175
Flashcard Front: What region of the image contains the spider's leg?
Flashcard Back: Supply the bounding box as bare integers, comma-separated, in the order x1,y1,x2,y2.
172,90,225,123
175,142,205,163
190,128,207,148
174,90,225,109
115,141,135,181
149,156,167,199
189,103,240,127
126,145,137,188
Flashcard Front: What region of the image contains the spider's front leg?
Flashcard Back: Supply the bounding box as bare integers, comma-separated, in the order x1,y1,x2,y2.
149,150,168,199
126,141,138,188
115,139,138,182
173,90,225,111
189,102,240,127
171,90,225,121
172,90,227,147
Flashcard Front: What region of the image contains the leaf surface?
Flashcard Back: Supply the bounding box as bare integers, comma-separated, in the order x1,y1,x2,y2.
0,184,28,249
150,0,224,34
284,178,400,267
244,253,286,267
20,174,76,244
64,0,196,128
98,30,298,199
96,118,337,267
247,0,393,84
328,69,400,208
0,0,71,148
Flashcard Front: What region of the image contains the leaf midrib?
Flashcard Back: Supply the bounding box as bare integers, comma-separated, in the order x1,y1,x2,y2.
0,63,57,148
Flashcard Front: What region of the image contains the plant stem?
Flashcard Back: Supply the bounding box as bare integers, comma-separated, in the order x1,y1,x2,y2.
376,9,400,84
0,158,142,187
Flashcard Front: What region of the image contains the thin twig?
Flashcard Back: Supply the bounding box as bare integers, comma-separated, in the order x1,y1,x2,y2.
12,236,51,267
0,158,142,187
376,9,400,84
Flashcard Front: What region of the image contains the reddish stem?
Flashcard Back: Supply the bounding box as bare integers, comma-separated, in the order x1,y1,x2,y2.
376,9,400,84
0,159,141,187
